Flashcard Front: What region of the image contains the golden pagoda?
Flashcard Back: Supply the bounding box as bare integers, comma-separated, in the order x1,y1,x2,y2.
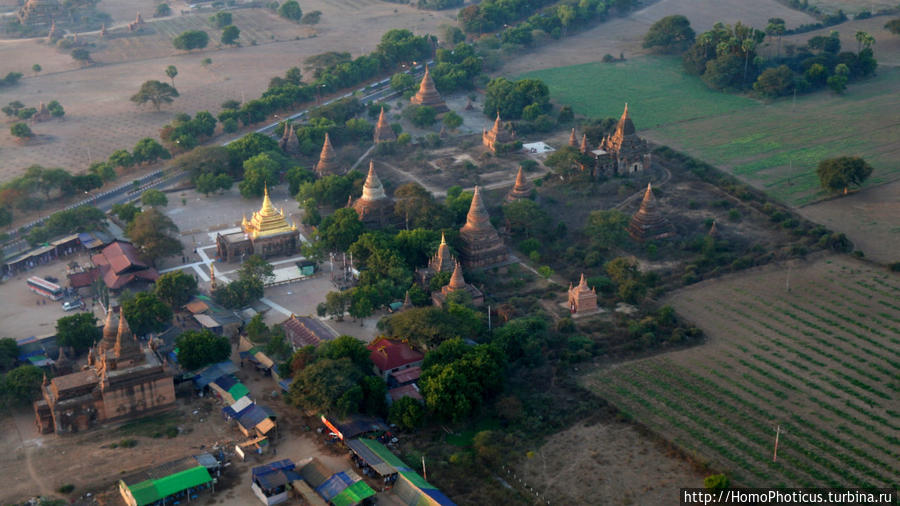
216,185,300,261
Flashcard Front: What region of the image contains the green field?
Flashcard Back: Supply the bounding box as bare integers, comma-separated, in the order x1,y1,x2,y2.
519,56,758,130
586,257,900,489
523,58,900,207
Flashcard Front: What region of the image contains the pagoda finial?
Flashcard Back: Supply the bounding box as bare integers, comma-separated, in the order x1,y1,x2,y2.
440,232,447,245
514,166,526,188
623,102,629,119
493,111,502,132
568,128,577,147
580,134,589,154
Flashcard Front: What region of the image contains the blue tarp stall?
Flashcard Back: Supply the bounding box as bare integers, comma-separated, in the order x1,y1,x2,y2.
278,379,291,392
222,396,254,419
194,453,220,472
315,471,355,502
251,460,295,479
192,361,239,389
77,232,110,250
237,405,276,429
213,374,238,391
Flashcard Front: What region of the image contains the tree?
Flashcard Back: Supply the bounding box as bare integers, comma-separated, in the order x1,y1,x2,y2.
288,358,364,417
246,313,269,343
39,168,73,198
317,335,371,370
238,254,275,284
71,48,91,64
173,30,209,50
210,11,232,28
131,81,179,111
753,65,794,98
239,153,280,198
323,290,350,320
827,64,849,94
154,271,197,308
46,100,64,118
132,138,171,164
122,292,173,336
141,189,168,207
32,64,42,73
817,156,873,195
483,77,550,120
112,202,141,224
393,183,446,230
503,200,551,239
319,208,364,252
196,172,231,195
0,338,18,372
109,149,135,169
886,18,900,35
4,365,44,404
278,0,302,21
175,330,231,371
221,25,240,46
155,2,171,17
643,15,695,53
56,313,100,352
442,111,462,130
403,105,437,127
390,73,416,94
388,396,424,430
213,278,263,309
165,65,178,86
766,18,786,58
10,122,33,140
855,31,875,52
71,174,103,193
126,208,183,264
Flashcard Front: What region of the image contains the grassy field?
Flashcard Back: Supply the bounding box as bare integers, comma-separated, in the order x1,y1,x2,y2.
646,67,900,206
585,255,900,488
519,56,758,129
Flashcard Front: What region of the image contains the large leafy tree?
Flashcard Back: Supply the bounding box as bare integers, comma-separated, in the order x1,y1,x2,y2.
3,365,45,404
141,189,168,207
502,200,550,239
483,77,550,120
287,357,364,417
173,30,209,50
132,138,171,165
221,25,240,45
817,156,874,195
56,313,100,352
239,153,279,198
154,271,197,308
319,208,364,252
0,338,18,372
316,335,371,371
585,210,629,250
388,396,424,430
125,208,183,264
278,0,302,21
175,329,230,371
131,80,179,111
419,342,505,421
643,15,695,53
122,292,173,336
238,254,275,284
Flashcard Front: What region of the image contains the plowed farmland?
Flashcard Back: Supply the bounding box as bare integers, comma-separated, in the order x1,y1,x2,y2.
586,255,900,488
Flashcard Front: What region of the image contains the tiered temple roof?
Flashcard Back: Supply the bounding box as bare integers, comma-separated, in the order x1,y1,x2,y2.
568,273,598,314
315,133,340,177
373,107,396,143
458,186,508,269
242,186,296,239
409,65,448,113
482,113,516,152
432,262,483,307
428,233,456,274
101,307,119,349
113,310,143,364
598,103,651,175
279,123,299,155
628,183,674,242
506,166,533,202
352,160,394,227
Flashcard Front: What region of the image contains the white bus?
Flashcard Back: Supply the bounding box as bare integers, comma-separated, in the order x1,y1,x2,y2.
26,276,63,300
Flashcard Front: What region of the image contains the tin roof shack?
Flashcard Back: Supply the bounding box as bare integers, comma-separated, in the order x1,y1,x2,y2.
281,314,337,350
291,457,376,506
345,439,455,505
236,403,277,438
321,414,389,441
119,462,215,506
366,338,423,381
251,459,297,505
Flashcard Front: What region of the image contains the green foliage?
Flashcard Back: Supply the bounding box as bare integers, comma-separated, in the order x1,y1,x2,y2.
122,292,173,337
753,65,795,98
109,149,135,169
173,30,209,50
301,10,321,24
55,313,100,352
288,358,362,416
238,254,275,284
111,203,141,224
71,48,91,63
683,22,765,90
226,133,280,168
131,80,179,110
154,271,198,308
278,0,302,21
586,209,629,250
886,19,900,35
47,100,64,118
403,104,437,127
0,72,23,88
3,365,45,404
420,342,505,421
125,207,183,264
318,208,364,252
239,153,279,198
140,189,168,207
154,3,171,17
213,278,263,309
643,15,695,53
391,73,416,94
388,396,425,430
221,25,240,45
704,474,729,492
246,314,269,343
502,200,551,239
133,137,171,165
0,338,18,372
483,77,549,120
175,329,231,371
10,122,32,139
381,306,485,350
605,256,647,303
26,206,105,246
442,111,463,130
817,156,873,194
210,11,232,28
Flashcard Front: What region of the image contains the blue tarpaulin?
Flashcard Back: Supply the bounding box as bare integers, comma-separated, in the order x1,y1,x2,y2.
278,379,291,392
192,361,239,388
251,460,295,479
315,471,354,502
237,404,275,429
213,374,238,391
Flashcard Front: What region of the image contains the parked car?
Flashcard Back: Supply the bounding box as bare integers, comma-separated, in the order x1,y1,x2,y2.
62,300,84,311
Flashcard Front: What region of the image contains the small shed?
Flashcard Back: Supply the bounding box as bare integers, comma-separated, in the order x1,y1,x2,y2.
320,414,388,441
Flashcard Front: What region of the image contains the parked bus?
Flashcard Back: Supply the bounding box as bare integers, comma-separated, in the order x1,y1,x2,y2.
26,276,63,300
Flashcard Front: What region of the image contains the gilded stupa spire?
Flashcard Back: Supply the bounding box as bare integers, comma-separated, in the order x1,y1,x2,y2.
243,184,295,238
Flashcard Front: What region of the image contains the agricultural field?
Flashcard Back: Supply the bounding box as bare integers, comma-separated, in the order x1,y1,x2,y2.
585,254,900,488
519,56,758,129
808,0,898,15
645,67,900,207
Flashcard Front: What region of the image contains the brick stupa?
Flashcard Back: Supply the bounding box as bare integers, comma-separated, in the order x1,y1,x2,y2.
409,65,448,113
506,166,533,202
458,186,507,269
373,107,396,143
315,133,340,177
568,273,598,314
568,128,577,147
482,112,516,153
628,183,674,242
279,122,299,155
352,160,394,227
432,261,484,308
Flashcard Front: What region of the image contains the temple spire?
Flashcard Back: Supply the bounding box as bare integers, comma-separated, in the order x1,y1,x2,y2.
374,107,396,143
101,307,118,348
463,186,491,232
579,134,590,154
448,262,466,291
506,166,533,202
315,132,339,177
568,128,577,147
410,65,448,112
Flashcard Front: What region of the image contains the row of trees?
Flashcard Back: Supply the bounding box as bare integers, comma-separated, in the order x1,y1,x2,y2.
0,165,103,224
3,99,65,120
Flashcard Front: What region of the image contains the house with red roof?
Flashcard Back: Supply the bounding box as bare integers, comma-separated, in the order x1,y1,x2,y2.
366,337,424,381
91,240,159,291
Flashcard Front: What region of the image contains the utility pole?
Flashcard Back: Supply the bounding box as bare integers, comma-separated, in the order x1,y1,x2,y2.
773,425,781,462
422,455,427,480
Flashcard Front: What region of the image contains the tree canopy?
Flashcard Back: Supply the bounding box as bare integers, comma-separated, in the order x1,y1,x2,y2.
141,189,168,207
122,292,173,336
0,338,18,372
154,271,198,308
125,208,183,264
173,30,209,50
55,313,99,352
131,81,179,111
817,156,873,195
643,15,695,53
176,330,231,371
483,77,550,120
3,365,45,404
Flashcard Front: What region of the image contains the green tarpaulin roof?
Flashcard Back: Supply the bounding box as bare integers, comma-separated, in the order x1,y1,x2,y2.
127,480,159,506
358,439,408,470
399,470,435,490
330,480,376,506
127,466,212,505
228,382,249,400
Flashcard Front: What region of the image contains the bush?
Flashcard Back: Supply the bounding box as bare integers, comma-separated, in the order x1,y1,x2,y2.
57,484,75,494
